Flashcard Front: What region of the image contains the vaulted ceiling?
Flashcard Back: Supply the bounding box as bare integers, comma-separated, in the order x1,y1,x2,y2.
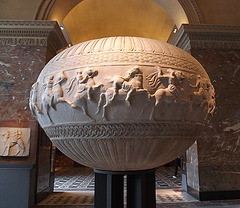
61,0,175,44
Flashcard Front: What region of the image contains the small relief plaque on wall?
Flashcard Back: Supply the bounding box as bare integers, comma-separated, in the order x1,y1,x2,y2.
0,127,31,157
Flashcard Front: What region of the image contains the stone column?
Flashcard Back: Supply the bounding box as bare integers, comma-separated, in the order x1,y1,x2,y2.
172,24,240,200
0,20,67,208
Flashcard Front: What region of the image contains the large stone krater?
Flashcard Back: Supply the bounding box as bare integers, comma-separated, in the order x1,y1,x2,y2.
30,36,215,171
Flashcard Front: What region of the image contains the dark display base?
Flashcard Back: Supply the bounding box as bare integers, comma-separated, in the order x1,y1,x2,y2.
94,168,156,208
187,185,240,201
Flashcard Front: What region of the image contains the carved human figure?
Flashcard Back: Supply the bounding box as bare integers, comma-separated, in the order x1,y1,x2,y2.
29,82,42,116
2,130,25,156
159,69,185,86
67,68,99,120
146,67,164,90
78,67,100,102
41,75,55,123
122,66,146,102
52,71,76,107
110,66,145,103
190,75,211,110
147,68,184,91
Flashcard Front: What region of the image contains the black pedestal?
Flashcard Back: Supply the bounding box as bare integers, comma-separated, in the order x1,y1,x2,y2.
94,169,156,208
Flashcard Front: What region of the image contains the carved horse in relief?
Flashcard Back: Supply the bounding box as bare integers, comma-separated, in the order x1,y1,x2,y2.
96,66,147,119
149,84,179,120
66,68,101,120
52,71,76,108
153,84,179,106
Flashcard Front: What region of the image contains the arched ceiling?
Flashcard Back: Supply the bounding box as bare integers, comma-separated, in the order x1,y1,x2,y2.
61,0,175,45
194,0,240,25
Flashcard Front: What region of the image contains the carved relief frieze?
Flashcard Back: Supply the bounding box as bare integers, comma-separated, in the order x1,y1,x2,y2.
30,65,215,124
0,127,31,157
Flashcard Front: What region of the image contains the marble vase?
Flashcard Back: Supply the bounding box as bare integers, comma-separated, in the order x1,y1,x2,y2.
29,36,215,171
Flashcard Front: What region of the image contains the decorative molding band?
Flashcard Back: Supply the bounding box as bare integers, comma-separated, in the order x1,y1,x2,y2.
0,20,67,53
172,24,240,51
178,0,204,24
44,122,203,139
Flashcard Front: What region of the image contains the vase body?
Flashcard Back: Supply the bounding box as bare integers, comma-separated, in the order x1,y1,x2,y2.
30,36,215,171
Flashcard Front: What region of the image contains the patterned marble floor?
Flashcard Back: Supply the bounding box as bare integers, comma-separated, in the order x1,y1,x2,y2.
36,166,240,207
54,166,182,192
37,189,195,206
37,166,192,205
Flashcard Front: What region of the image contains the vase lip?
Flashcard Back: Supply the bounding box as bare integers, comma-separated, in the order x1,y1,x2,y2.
52,36,192,58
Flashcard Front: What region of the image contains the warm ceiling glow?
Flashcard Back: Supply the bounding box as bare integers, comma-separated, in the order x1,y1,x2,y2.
62,0,175,44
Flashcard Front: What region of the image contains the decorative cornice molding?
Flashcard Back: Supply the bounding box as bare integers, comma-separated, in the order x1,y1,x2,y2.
178,0,204,24
172,24,240,51
0,20,67,53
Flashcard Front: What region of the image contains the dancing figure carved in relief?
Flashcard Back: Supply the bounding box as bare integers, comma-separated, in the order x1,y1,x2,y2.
190,75,215,113
41,75,55,123
122,66,147,103
1,130,25,156
67,68,100,120
52,71,76,108
29,82,42,116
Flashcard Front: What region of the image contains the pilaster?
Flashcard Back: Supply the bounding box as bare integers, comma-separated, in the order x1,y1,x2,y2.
0,20,67,207
0,20,67,122
172,24,240,200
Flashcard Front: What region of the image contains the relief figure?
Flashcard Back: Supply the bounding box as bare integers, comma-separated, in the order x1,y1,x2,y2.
96,66,146,119
153,84,178,105
190,75,211,111
110,66,145,103
149,84,178,120
29,82,42,116
52,71,76,107
2,130,25,156
122,66,147,102
146,67,185,91
41,75,55,123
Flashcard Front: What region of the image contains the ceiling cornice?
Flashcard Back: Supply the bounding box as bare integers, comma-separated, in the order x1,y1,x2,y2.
172,24,240,51
0,20,67,54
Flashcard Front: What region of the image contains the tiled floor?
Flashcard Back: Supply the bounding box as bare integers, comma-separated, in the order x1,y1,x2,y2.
54,166,182,192
36,166,240,207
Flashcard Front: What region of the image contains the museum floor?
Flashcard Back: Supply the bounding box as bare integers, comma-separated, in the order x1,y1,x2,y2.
35,166,240,208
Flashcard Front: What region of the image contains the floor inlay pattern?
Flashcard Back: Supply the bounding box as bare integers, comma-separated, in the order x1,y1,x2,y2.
38,189,193,205
54,166,181,191
38,192,94,205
